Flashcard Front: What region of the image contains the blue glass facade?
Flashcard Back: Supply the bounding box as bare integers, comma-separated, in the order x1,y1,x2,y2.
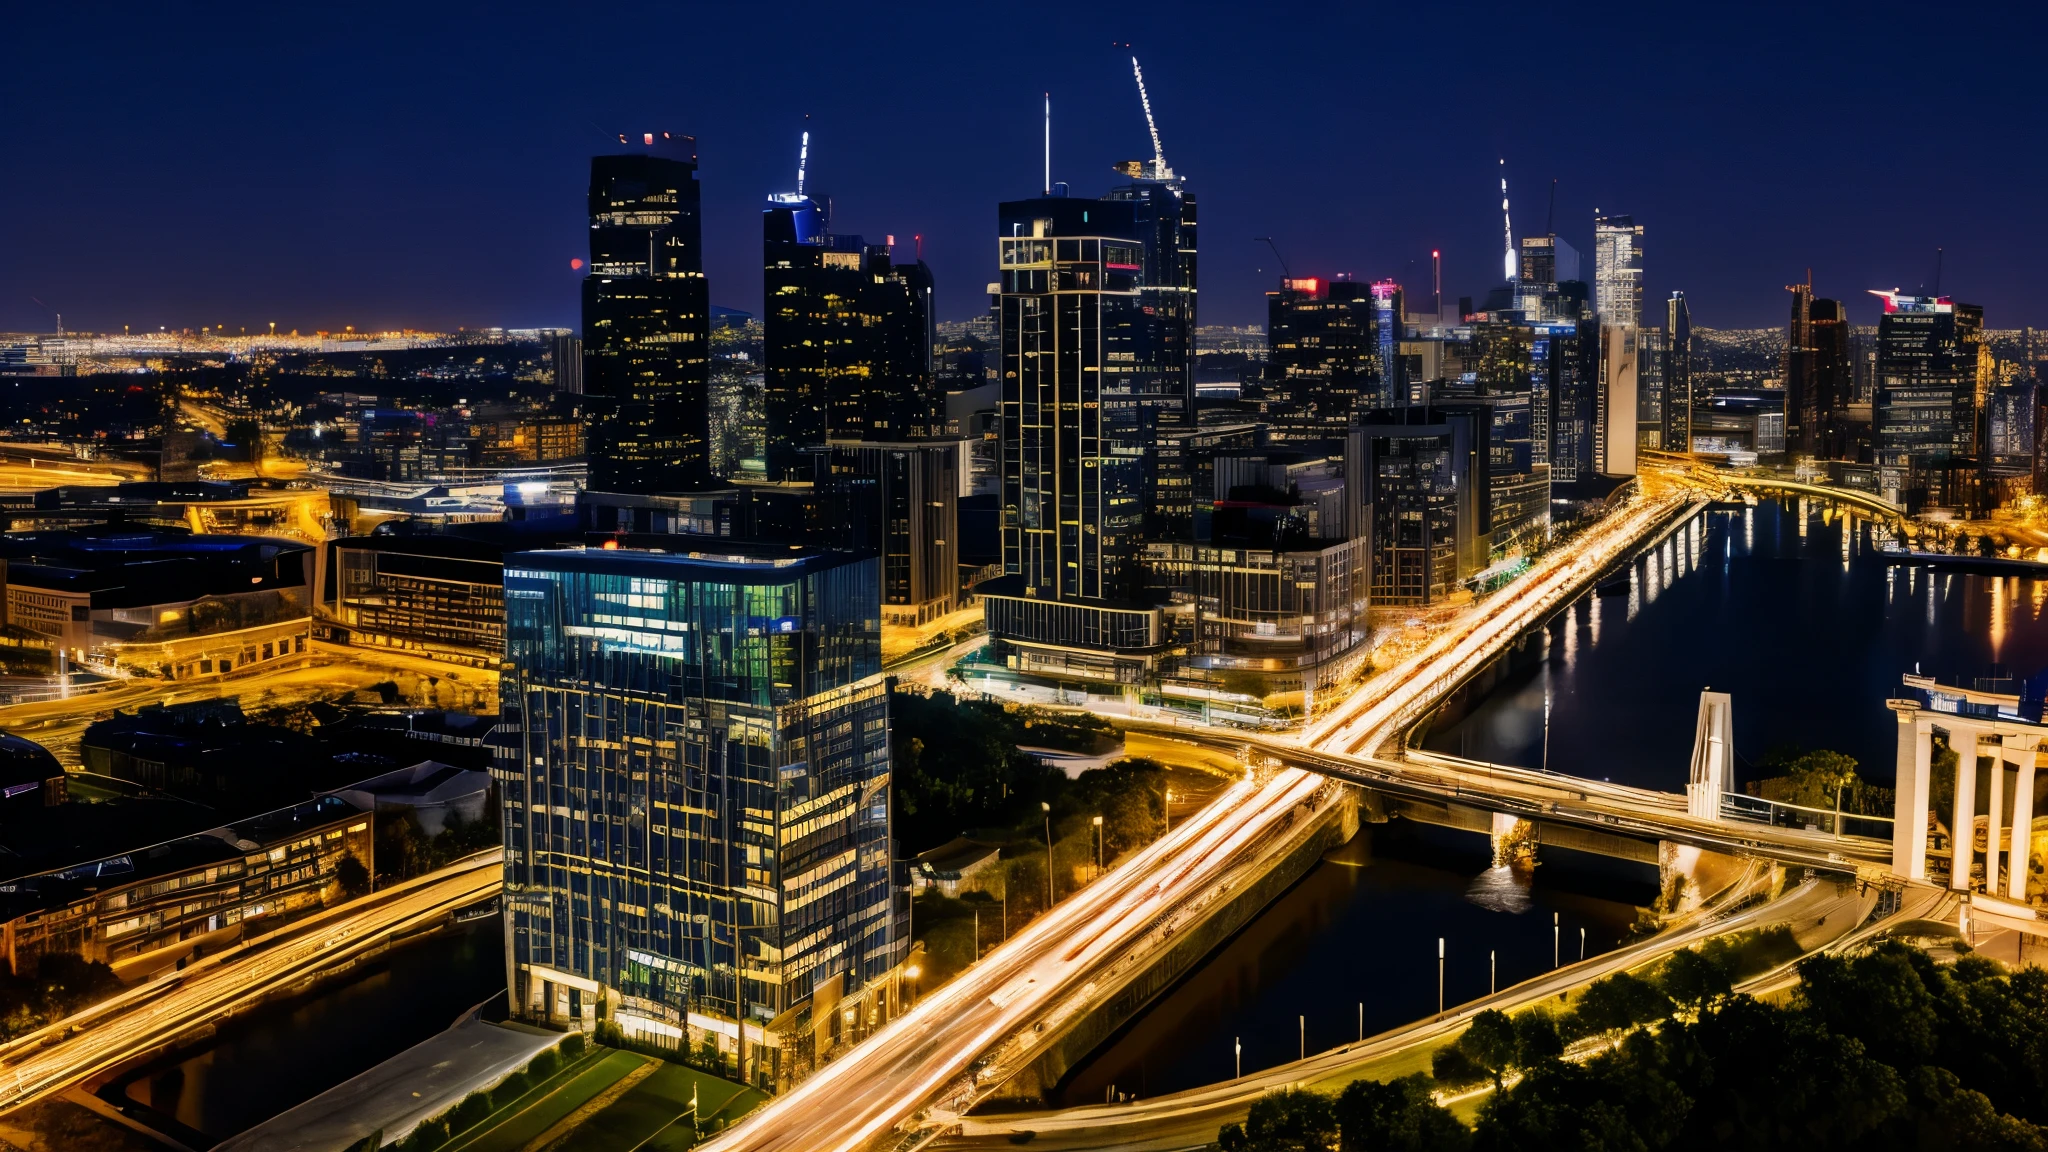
496,545,894,1056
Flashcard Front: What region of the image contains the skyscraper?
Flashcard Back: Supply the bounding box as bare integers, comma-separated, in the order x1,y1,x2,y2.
981,192,1165,683
497,542,894,1082
1103,176,1198,432
1665,292,1693,452
1873,290,1980,511
1806,297,1853,458
1264,277,1382,430
1636,326,1667,451
762,190,935,481
582,133,713,494
1592,214,1644,476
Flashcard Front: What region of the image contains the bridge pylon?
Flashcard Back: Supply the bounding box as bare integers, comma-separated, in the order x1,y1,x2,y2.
1688,690,1733,820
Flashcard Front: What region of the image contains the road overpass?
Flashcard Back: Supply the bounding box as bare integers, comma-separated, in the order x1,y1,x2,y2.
700,481,1730,1152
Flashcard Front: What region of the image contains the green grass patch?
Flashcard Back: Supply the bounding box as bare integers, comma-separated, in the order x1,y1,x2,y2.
439,1049,647,1152
552,1062,763,1151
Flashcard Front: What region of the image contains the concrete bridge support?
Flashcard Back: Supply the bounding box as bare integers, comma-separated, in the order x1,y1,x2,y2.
1491,812,1537,868
1888,697,2042,901
1687,690,1733,820
1658,841,1747,913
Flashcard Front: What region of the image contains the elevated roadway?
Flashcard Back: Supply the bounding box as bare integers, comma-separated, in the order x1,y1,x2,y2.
703,483,1718,1152
0,852,501,1113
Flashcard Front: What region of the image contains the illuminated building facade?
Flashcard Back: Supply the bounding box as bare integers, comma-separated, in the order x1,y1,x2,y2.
582,134,713,495
1666,292,1693,451
1353,406,1491,605
1592,214,1643,476
498,544,894,1080
981,193,1168,685
1873,291,1982,511
1264,278,1383,432
761,194,936,481
816,439,968,626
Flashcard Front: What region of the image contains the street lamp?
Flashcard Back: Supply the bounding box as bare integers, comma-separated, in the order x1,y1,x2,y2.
1092,814,1104,880
1490,949,1496,995
1552,913,1560,968
1437,937,1445,1017
1299,1014,1305,1061
905,963,922,1007
1580,926,1587,961
1234,1035,1241,1080
1042,802,1054,908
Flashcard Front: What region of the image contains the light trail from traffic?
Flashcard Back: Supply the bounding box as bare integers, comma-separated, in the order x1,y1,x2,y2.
0,853,500,1113
702,482,1708,1152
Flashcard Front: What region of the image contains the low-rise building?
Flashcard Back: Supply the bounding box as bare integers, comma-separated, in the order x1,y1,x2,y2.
0,523,312,678
0,794,372,978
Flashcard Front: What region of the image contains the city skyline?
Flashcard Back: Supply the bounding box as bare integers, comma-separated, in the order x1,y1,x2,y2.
5,2,2047,335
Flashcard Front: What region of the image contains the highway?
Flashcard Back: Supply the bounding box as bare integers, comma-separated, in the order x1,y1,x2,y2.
941,872,1865,1151
0,852,501,1113
701,480,1709,1152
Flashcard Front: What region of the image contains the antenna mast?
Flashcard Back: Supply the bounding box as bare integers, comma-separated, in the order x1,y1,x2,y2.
1043,93,1050,195
795,129,809,198
1499,159,1515,282
1131,57,1173,181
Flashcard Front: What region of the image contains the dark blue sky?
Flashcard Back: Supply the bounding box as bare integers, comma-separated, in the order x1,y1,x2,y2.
4,1,2042,335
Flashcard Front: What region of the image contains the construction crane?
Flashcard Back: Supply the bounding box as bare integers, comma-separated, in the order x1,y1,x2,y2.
1255,237,1293,280
1129,56,1176,182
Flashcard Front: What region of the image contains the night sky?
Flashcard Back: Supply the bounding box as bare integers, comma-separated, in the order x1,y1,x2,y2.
5,2,2044,336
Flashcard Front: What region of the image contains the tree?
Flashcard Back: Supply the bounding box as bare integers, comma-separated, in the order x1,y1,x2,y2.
1512,1010,1563,1065
1562,971,1672,1040
1334,1075,1468,1152
1456,1010,1520,1088
335,853,372,899
1219,1089,1338,1152
1657,947,1732,1014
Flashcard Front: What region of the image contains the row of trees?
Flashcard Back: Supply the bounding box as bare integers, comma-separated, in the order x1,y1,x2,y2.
1223,935,2048,1151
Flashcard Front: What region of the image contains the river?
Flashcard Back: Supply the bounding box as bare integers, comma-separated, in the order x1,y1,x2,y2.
1057,496,2048,1104
113,915,506,1146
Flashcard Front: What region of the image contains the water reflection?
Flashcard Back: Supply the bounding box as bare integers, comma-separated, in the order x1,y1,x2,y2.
117,916,506,1142
1049,824,1649,1106
1425,499,2048,791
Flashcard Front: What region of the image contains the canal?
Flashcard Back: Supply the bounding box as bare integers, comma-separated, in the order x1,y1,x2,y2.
1059,497,2048,1104
114,915,505,1146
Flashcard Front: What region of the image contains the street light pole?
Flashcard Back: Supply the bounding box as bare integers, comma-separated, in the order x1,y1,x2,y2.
1437,937,1445,1017
1553,913,1560,968
1234,1036,1241,1080
1042,802,1054,908
1490,949,1496,995
1092,814,1103,881
1299,1014,1305,1061
1357,1001,1363,1043
1580,926,1586,961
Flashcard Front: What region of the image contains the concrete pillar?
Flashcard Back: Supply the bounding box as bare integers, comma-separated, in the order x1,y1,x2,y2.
1988,743,2007,897
1890,705,1929,881
2008,735,2040,902
1951,724,1980,892
1688,691,1734,820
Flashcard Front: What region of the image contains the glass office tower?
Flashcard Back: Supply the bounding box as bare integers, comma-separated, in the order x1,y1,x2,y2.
497,543,892,1081
981,193,1166,684
761,193,936,481
582,134,714,494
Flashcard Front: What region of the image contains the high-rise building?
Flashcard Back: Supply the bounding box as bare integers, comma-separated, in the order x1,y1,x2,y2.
1352,405,1491,605
816,439,969,625
497,542,894,1082
1666,292,1692,451
1873,290,1981,511
551,331,584,396
1102,177,1198,431
762,193,935,481
981,192,1169,684
1592,214,1644,475
1514,234,1581,320
582,134,713,494
1782,281,1854,458
1264,277,1382,430
1634,327,1665,452
1439,319,1549,558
